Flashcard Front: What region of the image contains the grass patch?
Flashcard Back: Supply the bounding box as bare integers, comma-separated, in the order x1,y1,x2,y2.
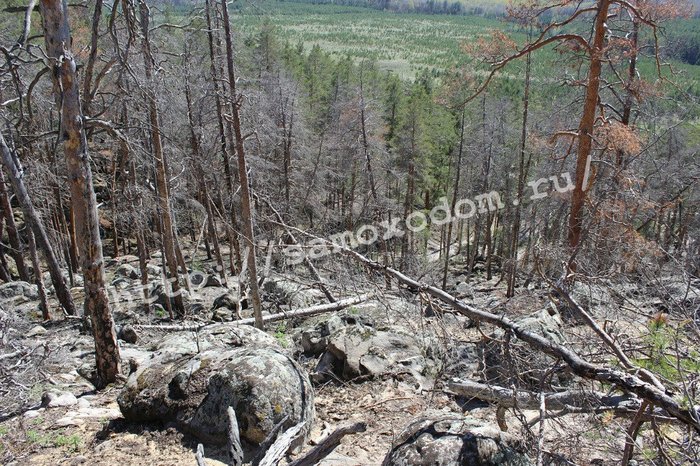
274,323,290,348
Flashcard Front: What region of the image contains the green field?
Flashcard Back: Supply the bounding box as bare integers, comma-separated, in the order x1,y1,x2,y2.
233,0,700,94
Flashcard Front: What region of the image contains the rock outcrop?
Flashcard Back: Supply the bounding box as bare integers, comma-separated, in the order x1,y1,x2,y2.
382,414,533,466
117,326,314,458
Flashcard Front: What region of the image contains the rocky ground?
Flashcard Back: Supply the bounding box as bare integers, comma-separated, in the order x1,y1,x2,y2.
0,248,698,465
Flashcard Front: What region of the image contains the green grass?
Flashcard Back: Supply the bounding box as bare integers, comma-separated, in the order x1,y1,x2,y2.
234,0,700,91
274,323,290,348
25,429,83,452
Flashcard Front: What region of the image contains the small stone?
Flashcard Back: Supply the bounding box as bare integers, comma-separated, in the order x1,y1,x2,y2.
204,275,224,288
24,409,42,419
118,325,138,344
212,308,234,322
55,416,84,427
26,325,47,337
77,398,90,408
42,390,78,408
115,264,140,280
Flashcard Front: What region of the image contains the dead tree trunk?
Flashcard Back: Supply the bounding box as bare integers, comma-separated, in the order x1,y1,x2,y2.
138,0,185,316
567,0,610,254
507,49,532,298
0,170,29,282
220,0,264,329
27,228,49,320
39,0,120,387
442,107,465,290
0,130,76,315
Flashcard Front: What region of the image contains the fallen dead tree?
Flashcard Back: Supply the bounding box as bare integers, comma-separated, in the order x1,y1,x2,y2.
280,225,700,433
235,294,372,326
133,294,372,332
447,379,641,412
447,379,680,423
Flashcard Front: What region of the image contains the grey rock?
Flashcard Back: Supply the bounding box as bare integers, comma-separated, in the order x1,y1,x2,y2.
111,277,130,289
0,281,38,303
42,390,78,408
299,314,373,355
146,263,162,279
212,308,234,322
442,341,479,379
149,283,190,310
156,324,279,356
382,414,533,466
26,325,47,337
481,308,568,388
212,292,239,311
314,321,439,386
204,274,224,288
454,281,472,297
118,325,138,344
263,278,320,308
190,273,206,286
115,263,140,280
118,338,313,452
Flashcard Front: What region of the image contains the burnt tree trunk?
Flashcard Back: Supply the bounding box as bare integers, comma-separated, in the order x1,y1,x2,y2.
39,0,120,387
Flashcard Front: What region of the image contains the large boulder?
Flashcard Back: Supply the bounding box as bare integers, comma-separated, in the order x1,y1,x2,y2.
155,323,279,356
298,313,374,355
480,308,568,389
118,326,313,455
312,318,439,387
382,414,533,466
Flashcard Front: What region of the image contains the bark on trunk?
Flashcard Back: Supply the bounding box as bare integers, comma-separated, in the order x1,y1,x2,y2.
220,0,264,329
39,0,120,387
138,0,185,316
567,0,610,253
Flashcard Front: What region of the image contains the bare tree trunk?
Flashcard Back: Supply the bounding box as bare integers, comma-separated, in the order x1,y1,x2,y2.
0,130,76,315
27,228,49,320
81,0,102,116
507,49,531,297
138,0,184,316
0,170,29,282
39,0,120,387
567,0,611,254
220,0,264,329
0,216,11,282
358,72,390,287
442,107,465,290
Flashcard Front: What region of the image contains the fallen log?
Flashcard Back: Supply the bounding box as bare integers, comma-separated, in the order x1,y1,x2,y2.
234,294,372,326
448,379,640,412
134,294,372,332
257,422,307,466
280,225,700,433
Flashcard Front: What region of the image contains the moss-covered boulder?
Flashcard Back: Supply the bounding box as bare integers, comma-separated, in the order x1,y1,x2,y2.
117,326,313,455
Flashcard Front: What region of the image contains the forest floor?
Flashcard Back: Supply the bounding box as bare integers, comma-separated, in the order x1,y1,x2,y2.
0,246,697,465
